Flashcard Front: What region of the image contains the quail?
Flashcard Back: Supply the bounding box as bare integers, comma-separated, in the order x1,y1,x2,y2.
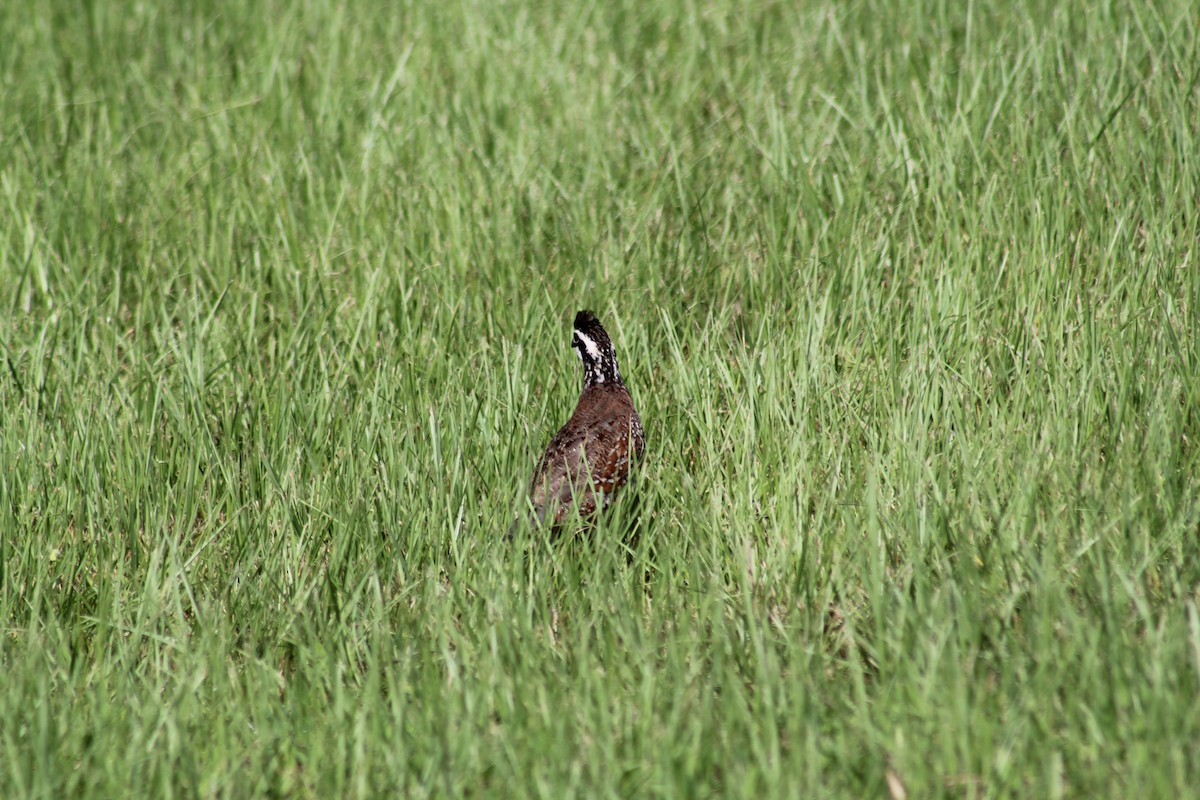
510,310,645,535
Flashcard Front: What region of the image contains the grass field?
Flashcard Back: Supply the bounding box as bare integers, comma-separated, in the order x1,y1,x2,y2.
2,0,1199,796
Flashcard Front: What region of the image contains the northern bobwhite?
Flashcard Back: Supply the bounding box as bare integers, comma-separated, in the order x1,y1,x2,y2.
510,310,645,535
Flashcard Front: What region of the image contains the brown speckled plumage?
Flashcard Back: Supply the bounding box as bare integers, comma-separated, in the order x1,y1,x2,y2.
511,310,644,534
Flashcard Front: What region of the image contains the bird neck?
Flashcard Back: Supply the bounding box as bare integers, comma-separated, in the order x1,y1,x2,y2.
582,356,621,389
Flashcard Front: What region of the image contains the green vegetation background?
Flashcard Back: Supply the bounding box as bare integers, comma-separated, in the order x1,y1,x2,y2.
2,0,1198,796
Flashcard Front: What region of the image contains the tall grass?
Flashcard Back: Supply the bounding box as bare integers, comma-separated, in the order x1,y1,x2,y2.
2,0,1198,796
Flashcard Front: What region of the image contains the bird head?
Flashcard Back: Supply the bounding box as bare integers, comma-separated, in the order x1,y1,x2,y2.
571,310,621,387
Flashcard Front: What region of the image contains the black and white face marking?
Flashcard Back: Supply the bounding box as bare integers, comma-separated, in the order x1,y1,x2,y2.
573,328,603,362
571,310,622,388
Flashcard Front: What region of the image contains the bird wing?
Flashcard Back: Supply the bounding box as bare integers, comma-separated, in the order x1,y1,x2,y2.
528,407,640,525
